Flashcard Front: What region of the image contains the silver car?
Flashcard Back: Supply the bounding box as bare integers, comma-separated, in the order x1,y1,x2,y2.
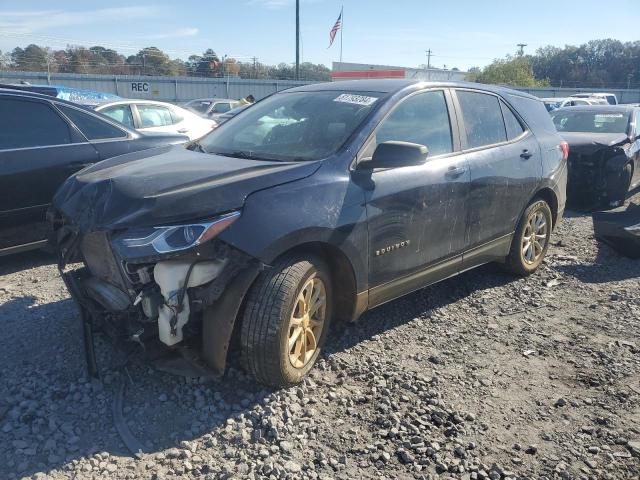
183,98,241,120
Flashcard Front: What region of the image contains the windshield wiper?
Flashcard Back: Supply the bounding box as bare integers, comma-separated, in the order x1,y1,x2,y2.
211,150,281,162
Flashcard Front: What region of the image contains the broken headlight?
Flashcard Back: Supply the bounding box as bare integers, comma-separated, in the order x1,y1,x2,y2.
111,211,240,260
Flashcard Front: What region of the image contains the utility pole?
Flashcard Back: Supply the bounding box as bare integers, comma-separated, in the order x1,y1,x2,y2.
517,43,527,56
252,57,257,79
295,0,300,80
425,49,432,80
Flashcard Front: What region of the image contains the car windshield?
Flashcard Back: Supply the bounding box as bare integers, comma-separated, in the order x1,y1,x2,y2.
199,91,383,161
551,110,630,134
187,100,211,114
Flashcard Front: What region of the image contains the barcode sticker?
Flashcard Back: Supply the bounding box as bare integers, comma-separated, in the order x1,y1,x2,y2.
334,94,378,106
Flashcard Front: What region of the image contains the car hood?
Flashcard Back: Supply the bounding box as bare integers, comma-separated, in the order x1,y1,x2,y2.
560,132,630,156
53,145,321,233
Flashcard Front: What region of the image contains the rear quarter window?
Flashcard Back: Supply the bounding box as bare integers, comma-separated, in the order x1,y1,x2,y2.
506,94,557,136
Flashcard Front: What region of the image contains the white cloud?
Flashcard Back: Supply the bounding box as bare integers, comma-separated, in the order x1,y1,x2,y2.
0,7,155,34
144,28,199,40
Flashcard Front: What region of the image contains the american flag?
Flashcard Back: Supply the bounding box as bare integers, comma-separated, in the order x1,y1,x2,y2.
328,9,342,48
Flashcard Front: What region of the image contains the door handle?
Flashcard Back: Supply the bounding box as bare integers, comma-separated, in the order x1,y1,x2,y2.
445,165,465,179
178,128,189,133
520,149,533,159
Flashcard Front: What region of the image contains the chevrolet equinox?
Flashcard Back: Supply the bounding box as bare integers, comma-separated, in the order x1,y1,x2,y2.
51,80,568,387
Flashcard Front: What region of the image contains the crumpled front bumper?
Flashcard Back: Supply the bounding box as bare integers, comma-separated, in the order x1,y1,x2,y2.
49,211,263,377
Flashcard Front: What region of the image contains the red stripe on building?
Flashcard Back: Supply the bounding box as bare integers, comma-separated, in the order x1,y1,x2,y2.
331,69,406,79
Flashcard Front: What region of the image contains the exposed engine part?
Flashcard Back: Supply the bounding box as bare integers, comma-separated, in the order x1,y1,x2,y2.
140,289,163,319
124,263,154,285
82,277,132,312
154,259,227,346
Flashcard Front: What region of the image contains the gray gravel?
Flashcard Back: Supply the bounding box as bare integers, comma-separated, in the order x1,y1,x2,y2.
1,196,639,480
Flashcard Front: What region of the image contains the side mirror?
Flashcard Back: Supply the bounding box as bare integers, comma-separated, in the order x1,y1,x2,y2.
360,141,429,170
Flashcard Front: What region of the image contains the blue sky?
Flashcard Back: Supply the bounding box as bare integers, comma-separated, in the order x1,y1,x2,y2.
0,0,638,70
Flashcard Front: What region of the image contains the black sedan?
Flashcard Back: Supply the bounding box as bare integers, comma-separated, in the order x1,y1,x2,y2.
0,88,188,256
551,105,640,209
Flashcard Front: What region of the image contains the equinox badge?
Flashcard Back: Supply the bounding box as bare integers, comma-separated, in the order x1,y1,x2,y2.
376,240,410,256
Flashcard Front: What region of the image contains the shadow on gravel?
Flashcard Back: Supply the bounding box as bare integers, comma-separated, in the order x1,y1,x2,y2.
557,241,640,283
326,263,513,355
0,262,516,479
0,249,55,276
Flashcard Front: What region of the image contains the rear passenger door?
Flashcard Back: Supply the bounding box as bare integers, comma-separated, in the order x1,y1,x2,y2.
0,96,99,250
452,89,541,266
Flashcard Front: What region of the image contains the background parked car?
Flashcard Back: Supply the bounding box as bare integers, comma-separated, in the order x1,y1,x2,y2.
0,88,187,256
213,103,251,126
541,98,567,112
570,92,618,105
559,97,608,108
551,105,640,209
0,82,121,107
183,98,241,120
95,100,217,141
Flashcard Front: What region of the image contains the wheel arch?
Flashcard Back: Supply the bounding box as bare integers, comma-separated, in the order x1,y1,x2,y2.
202,240,361,376
531,187,559,229
271,241,360,323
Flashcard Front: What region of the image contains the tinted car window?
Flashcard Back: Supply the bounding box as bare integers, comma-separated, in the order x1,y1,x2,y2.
58,105,127,140
187,100,211,114
100,105,135,129
212,102,231,113
375,90,453,155
458,91,507,148
0,98,72,149
500,101,525,140
137,104,174,127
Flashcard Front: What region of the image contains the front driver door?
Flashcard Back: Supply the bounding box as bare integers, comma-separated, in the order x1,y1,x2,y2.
357,89,469,306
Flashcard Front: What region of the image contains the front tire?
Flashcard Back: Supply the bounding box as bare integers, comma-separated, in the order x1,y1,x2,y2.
240,255,332,387
607,162,632,208
503,199,552,276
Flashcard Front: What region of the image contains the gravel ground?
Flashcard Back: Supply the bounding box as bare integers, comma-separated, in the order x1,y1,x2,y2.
1,195,639,480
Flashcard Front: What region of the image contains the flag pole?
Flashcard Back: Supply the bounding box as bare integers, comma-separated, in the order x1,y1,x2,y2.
339,5,343,67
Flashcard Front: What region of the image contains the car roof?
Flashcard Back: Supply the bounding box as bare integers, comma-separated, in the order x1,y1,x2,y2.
97,99,177,107
187,98,238,103
553,105,637,113
285,79,539,100
0,87,86,107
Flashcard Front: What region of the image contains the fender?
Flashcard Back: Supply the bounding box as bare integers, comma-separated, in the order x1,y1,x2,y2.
201,262,262,375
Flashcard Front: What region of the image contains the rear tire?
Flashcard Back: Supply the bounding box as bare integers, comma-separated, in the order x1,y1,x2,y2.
240,255,332,387
503,199,552,276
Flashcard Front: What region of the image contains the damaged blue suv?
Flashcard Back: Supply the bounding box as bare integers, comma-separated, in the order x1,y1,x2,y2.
51,80,567,386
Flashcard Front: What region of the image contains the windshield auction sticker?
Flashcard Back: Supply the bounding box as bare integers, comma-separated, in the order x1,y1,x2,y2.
334,94,378,106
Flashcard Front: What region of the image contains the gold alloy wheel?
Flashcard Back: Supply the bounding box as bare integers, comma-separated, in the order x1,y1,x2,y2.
521,209,548,265
288,276,326,369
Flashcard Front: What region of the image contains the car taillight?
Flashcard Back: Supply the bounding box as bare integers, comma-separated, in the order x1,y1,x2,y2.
559,141,569,161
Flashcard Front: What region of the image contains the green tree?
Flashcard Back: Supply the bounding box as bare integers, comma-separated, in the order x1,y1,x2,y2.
11,44,49,71
127,47,180,76
466,55,549,87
